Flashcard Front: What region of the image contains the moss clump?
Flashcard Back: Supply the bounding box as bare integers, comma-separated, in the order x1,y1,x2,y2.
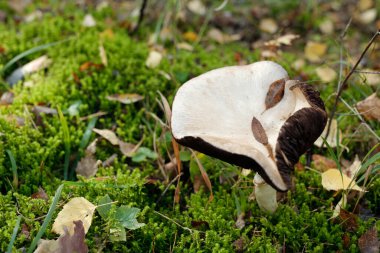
0,3,379,252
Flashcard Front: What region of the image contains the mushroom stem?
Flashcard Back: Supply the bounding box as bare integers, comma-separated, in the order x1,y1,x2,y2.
254,173,278,213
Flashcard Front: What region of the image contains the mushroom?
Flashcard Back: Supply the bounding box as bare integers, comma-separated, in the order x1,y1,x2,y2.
171,61,327,213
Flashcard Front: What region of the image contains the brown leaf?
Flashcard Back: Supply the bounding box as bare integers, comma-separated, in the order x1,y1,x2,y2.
31,187,49,200
79,62,103,72
251,117,268,145
106,93,144,104
34,220,88,253
76,140,101,178
119,138,143,157
265,78,286,111
356,93,380,121
21,223,30,239
358,226,379,253
338,209,358,232
312,154,337,172
0,92,14,105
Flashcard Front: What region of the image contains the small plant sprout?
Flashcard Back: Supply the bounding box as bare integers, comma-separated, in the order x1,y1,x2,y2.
171,61,327,213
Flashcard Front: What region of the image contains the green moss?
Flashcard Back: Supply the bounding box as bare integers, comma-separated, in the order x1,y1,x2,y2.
0,3,379,252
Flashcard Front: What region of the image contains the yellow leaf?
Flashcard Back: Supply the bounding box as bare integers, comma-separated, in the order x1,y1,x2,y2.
321,169,365,192
52,197,96,235
316,66,337,82
183,31,198,42
305,41,327,62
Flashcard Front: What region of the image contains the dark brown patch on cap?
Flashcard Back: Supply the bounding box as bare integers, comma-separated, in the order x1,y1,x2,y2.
275,107,327,188
291,83,325,110
175,136,285,191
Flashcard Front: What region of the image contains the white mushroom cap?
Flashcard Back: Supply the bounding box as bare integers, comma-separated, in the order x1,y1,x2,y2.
171,61,327,191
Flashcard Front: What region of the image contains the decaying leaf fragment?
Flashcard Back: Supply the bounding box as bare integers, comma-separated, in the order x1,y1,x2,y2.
76,139,102,178
34,220,88,253
52,197,96,236
356,93,380,121
264,78,286,110
106,93,144,104
321,169,365,192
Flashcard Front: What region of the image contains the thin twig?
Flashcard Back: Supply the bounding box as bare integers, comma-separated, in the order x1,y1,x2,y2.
324,30,380,141
156,172,183,204
354,70,380,75
131,0,148,34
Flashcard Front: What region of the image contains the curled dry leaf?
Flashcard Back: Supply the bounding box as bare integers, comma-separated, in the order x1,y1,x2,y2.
358,226,379,253
146,50,162,68
93,128,119,145
321,169,365,192
304,41,327,63
316,66,337,82
6,55,52,85
264,34,300,47
99,42,107,66
52,197,96,236
76,140,102,178
314,119,341,148
356,93,380,121
106,93,144,104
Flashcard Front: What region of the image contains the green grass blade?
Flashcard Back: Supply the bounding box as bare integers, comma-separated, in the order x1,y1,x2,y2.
1,39,70,75
58,107,71,180
27,184,64,253
6,215,22,253
6,150,18,189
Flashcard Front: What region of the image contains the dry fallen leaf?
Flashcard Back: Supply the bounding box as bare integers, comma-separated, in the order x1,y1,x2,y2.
187,0,206,15
52,197,96,236
106,93,144,104
316,66,337,82
99,42,108,66
76,139,102,178
321,169,365,192
356,93,380,121
358,226,379,253
146,50,163,68
343,155,362,179
359,69,380,86
177,42,194,51
82,14,96,27
312,154,337,172
358,9,377,24
207,28,241,44
31,187,49,200
319,19,334,34
251,117,268,145
6,55,52,85
35,220,88,253
264,34,300,47
314,119,342,148
259,18,278,34
338,209,359,232
93,128,119,145
119,138,143,157
305,41,327,63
